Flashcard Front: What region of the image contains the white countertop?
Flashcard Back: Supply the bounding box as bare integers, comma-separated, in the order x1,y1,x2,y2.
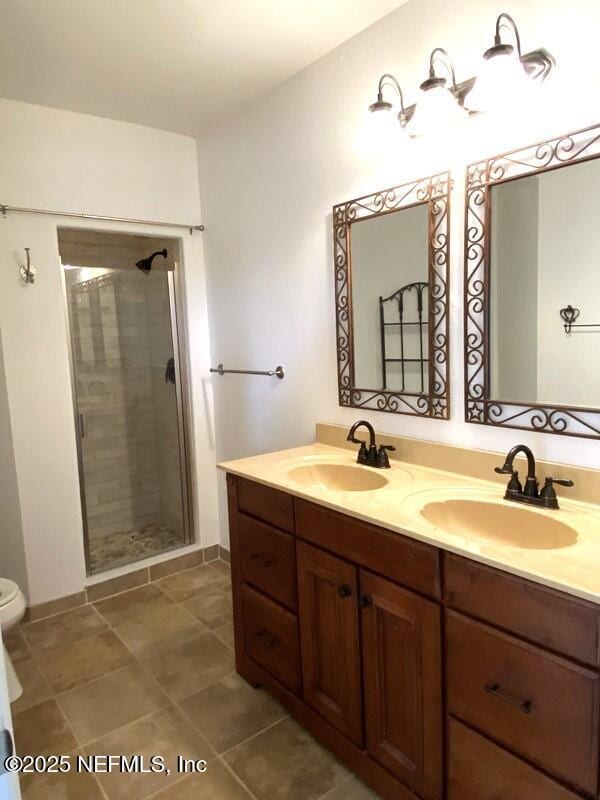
219,442,600,605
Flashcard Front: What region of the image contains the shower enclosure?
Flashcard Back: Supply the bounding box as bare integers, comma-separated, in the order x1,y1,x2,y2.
60,229,192,574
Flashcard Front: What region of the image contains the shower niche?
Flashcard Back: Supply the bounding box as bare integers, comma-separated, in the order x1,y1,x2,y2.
60,228,192,574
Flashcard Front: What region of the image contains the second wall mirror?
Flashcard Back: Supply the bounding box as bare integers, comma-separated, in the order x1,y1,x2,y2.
333,172,450,417
465,123,600,438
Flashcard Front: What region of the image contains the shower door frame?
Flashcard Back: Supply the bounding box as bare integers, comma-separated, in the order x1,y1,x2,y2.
60,230,195,576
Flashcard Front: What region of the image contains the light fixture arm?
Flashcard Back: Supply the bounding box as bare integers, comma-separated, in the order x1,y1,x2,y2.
428,48,458,91
495,12,523,59
376,73,407,115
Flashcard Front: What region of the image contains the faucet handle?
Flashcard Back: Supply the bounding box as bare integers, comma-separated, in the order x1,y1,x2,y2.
541,476,574,494
548,477,574,487
540,476,573,509
376,444,395,469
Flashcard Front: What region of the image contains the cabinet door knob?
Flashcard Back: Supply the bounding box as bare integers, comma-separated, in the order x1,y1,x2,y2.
338,584,353,599
358,594,373,609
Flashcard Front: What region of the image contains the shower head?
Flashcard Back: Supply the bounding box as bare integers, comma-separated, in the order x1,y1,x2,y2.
136,248,167,274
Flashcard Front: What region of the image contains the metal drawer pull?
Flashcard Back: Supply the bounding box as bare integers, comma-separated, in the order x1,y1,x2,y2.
253,629,278,648
485,683,533,714
249,553,274,567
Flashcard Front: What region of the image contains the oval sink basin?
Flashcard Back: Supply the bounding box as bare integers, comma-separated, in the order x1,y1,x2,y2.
421,499,578,550
287,463,389,492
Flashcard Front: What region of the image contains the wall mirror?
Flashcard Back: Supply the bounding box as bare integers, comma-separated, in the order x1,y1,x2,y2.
465,123,600,438
333,172,450,417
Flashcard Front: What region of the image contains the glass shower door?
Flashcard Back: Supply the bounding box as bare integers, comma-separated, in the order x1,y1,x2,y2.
62,234,190,574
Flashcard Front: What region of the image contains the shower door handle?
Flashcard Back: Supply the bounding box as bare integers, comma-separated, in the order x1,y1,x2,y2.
78,413,86,439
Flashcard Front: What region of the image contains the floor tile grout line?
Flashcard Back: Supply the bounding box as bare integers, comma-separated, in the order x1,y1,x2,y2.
22,619,111,656
108,627,182,719
218,754,263,800
16,558,229,628
62,593,235,750
52,690,85,751
13,591,230,718
80,704,179,752
218,714,291,760
317,774,357,800
53,660,148,702
143,773,190,800
11,564,241,794
32,630,136,697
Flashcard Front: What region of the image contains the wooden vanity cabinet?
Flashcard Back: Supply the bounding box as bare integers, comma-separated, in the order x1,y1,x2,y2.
226,474,600,800
296,541,363,746
361,569,443,800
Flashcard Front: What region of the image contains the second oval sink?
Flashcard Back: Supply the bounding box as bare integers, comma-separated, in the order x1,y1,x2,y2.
287,463,389,492
421,498,578,550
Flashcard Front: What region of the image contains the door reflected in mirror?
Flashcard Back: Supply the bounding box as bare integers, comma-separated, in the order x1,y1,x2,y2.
489,158,600,408
351,204,429,394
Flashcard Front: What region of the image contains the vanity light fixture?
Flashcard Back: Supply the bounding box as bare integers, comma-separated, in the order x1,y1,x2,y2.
406,48,469,137
367,73,411,141
366,12,555,139
466,13,555,112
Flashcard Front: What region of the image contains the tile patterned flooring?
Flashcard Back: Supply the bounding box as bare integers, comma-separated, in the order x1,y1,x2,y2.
89,525,184,574
6,560,380,800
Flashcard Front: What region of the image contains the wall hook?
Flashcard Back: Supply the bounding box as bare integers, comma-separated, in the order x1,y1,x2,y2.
20,247,36,284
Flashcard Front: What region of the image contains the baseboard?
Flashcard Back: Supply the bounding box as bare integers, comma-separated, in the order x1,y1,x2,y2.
27,544,226,621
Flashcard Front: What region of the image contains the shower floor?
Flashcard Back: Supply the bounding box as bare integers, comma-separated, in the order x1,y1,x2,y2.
89,523,184,574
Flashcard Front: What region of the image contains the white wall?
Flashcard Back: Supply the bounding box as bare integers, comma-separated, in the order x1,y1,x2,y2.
0,99,219,604
198,0,600,546
0,326,28,598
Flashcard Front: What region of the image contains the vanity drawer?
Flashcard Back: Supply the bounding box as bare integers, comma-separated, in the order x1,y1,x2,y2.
242,584,301,694
239,513,297,610
295,499,441,598
446,611,600,794
448,718,581,800
237,477,295,533
444,553,600,666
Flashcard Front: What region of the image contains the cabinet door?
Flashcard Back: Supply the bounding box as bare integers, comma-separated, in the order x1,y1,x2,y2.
297,541,363,746
361,569,443,800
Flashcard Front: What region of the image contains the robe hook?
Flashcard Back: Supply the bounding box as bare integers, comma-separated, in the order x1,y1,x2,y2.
20,247,36,284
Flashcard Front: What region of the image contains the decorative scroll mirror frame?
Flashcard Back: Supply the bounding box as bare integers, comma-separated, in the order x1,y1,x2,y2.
333,172,450,418
465,122,600,439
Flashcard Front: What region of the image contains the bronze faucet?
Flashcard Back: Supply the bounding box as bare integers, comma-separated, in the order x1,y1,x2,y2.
346,421,395,468
495,444,573,510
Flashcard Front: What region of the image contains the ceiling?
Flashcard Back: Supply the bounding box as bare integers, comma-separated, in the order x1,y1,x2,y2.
0,0,405,137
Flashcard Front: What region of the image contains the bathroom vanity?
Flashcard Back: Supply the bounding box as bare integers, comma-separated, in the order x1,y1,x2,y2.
221,441,600,800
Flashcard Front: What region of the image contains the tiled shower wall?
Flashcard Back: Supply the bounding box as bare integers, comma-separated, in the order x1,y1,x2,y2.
68,267,183,543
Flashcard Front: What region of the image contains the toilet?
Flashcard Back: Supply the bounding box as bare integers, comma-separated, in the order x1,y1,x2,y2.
0,579,27,703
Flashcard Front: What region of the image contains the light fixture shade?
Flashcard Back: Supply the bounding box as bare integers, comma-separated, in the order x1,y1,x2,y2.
367,106,408,148
466,49,532,113
406,84,468,137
